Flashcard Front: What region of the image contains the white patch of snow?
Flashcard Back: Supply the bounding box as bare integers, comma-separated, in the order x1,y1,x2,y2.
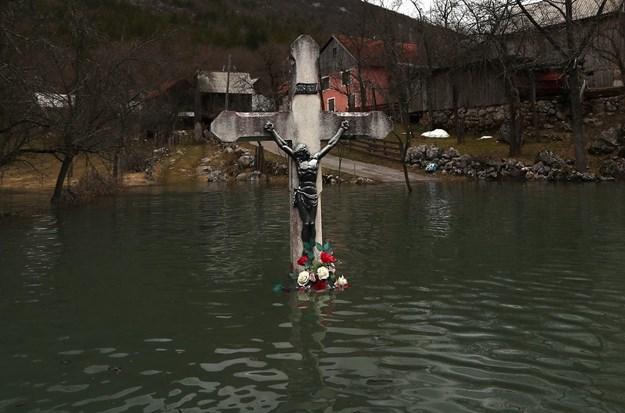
478,135,495,140
421,129,450,139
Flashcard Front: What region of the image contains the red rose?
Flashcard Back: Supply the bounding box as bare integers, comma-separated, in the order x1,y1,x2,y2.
320,252,336,264
313,280,329,291
296,256,308,266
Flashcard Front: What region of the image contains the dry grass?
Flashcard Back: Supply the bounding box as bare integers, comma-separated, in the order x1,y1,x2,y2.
0,153,113,191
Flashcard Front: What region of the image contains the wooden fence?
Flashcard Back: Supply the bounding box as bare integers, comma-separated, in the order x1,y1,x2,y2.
339,139,403,162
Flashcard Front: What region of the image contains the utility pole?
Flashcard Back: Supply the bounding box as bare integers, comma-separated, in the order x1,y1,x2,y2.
194,69,203,141
224,54,232,111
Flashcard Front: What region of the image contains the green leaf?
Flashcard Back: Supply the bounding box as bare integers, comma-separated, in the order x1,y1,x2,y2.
315,242,323,251
323,241,331,251
272,283,284,293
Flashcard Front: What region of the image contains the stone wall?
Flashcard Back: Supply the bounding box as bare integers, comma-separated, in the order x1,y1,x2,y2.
423,94,625,134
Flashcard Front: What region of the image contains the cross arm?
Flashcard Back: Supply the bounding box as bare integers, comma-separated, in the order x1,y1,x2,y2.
210,111,290,142
321,111,393,140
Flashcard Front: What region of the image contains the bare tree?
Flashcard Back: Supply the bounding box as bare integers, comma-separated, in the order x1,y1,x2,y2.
463,0,527,156
514,0,610,170
13,3,156,204
593,4,625,86
0,2,47,169
376,0,425,192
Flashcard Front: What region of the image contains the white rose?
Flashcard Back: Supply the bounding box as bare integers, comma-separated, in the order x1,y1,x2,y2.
317,266,329,280
297,271,310,287
336,275,349,287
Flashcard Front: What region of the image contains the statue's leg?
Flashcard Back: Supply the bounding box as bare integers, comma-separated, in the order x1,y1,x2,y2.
308,205,317,243
296,200,315,254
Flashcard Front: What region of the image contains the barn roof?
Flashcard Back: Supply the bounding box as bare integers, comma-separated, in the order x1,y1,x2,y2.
322,34,422,66
510,0,623,29
197,71,257,94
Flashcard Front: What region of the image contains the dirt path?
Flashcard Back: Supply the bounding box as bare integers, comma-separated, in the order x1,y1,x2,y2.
254,142,435,183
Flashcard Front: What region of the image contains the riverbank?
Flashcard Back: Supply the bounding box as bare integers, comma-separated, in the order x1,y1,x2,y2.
403,124,625,182
0,138,382,216
334,120,625,182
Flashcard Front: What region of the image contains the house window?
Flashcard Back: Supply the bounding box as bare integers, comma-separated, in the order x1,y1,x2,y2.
327,98,335,112
342,70,351,86
348,94,355,110
321,76,330,90
332,47,337,57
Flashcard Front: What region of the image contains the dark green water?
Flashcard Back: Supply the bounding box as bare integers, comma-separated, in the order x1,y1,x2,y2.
1,183,625,412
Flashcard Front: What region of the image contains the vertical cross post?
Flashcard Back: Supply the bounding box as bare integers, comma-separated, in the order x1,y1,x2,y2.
289,35,323,267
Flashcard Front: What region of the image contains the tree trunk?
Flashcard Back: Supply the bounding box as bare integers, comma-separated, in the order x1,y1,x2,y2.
194,71,203,141
426,75,435,130
529,70,538,129
51,154,74,205
452,83,463,144
568,66,588,171
395,130,412,193
112,150,122,182
505,75,523,157
255,141,264,173
400,142,412,193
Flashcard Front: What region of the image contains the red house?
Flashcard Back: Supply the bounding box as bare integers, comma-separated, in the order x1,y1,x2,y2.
319,35,420,113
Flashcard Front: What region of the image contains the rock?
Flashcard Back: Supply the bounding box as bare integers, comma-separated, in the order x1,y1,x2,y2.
599,127,621,147
589,139,616,155
532,161,548,175
443,147,460,158
425,145,442,160
498,123,511,142
354,177,374,185
224,146,234,154
599,157,625,179
237,155,255,169
207,170,227,182
505,162,525,179
323,174,344,184
454,154,473,169
589,127,624,155
406,144,428,164
535,150,566,168
581,172,597,182
235,171,261,181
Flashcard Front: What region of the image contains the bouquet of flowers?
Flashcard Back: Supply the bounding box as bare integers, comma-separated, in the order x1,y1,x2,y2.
290,241,349,292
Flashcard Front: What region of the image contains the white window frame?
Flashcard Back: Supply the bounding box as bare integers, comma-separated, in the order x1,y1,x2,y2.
327,97,335,112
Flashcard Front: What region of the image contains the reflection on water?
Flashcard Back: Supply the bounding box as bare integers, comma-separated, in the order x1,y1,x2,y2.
1,182,625,412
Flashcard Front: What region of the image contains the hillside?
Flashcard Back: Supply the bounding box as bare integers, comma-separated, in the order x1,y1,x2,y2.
73,0,418,49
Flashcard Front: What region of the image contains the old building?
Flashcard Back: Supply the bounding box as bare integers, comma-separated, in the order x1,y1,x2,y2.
144,71,258,134
319,35,421,112
196,71,257,120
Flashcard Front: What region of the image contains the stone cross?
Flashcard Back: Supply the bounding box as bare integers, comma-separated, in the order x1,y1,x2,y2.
211,35,392,269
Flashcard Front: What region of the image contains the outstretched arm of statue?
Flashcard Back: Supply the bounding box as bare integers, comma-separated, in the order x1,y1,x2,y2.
264,121,294,158
316,120,349,160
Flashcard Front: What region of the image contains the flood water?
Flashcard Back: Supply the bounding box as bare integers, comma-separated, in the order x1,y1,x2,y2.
1,182,625,412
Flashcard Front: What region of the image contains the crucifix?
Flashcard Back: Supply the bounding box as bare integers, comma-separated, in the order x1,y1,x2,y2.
210,35,392,269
